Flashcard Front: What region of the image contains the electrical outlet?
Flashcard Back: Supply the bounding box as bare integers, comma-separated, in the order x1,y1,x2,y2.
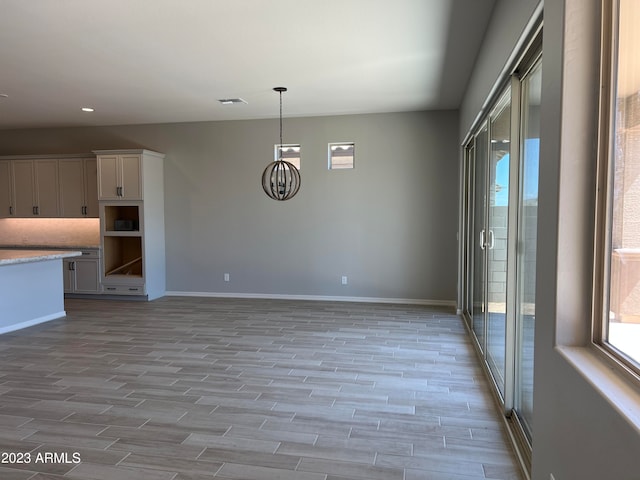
341,276,348,285
224,273,230,282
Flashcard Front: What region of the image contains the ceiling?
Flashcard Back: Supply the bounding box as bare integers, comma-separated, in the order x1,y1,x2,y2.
0,0,495,130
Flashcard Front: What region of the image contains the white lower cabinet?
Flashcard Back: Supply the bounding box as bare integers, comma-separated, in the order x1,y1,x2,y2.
63,250,101,294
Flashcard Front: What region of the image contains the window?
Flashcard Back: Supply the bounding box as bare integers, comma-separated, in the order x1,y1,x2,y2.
328,142,354,169
595,0,640,375
275,144,300,170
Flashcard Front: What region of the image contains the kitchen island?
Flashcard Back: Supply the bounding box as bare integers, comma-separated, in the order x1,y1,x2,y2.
0,249,81,334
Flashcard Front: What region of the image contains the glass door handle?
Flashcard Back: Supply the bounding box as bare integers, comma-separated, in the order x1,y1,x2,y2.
480,229,486,250
488,229,495,250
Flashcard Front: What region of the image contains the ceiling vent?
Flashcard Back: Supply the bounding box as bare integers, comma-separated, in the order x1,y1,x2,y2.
218,98,247,105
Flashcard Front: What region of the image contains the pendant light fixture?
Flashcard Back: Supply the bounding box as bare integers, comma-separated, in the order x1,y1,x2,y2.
261,87,301,201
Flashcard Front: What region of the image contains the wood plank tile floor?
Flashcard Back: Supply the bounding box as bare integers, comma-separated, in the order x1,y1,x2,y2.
0,297,524,479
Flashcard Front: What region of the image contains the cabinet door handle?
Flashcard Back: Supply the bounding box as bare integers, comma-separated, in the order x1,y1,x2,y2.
68,261,75,271
33,206,37,215
9,206,13,215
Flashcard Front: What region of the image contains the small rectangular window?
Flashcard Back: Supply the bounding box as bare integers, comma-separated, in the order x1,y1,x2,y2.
275,144,300,170
329,142,355,169
596,0,640,375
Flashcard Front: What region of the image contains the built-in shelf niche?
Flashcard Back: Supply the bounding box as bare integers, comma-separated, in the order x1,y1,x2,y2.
103,236,142,277
104,205,140,232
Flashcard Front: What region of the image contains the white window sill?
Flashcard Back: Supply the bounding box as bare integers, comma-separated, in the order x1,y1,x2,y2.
557,346,640,434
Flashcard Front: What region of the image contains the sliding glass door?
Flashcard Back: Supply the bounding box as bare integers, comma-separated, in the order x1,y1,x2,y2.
461,44,541,455
514,59,542,441
487,90,511,397
465,87,512,399
471,125,488,351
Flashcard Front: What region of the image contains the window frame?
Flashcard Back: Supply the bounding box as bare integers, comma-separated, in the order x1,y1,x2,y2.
328,142,355,170
274,144,301,170
593,0,640,381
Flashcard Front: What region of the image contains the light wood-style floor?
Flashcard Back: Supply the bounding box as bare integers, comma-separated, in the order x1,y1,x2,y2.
0,297,523,480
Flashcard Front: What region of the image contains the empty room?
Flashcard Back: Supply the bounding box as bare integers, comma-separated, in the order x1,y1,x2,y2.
0,1,639,479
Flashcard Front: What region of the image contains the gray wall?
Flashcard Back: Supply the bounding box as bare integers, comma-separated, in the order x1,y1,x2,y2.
459,0,541,139
460,0,640,478
0,110,460,302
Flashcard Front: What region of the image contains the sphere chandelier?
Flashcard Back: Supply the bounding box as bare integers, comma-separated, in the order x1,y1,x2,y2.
261,87,301,201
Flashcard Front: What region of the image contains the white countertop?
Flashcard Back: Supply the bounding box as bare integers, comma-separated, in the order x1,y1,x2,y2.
0,249,82,267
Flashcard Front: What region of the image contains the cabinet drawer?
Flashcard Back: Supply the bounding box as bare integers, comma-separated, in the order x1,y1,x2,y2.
77,249,100,259
102,284,145,295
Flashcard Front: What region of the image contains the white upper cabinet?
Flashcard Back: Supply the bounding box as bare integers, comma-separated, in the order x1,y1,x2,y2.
0,154,98,218
59,158,98,217
97,153,142,201
58,159,84,217
12,160,37,217
34,160,59,217
12,159,59,217
0,160,13,218
83,158,99,216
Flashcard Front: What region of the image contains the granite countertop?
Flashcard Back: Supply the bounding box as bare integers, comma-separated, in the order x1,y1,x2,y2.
0,249,82,267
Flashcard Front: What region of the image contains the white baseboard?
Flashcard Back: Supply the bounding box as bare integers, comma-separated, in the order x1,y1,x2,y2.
165,291,456,308
0,311,66,335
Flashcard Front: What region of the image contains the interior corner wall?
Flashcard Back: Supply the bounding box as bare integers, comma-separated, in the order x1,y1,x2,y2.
0,110,460,302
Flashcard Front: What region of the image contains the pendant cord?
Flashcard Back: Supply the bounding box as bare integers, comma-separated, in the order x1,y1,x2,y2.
279,90,283,160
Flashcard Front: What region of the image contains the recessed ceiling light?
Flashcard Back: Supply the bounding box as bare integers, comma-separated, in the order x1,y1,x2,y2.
218,98,247,105
81,107,95,112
